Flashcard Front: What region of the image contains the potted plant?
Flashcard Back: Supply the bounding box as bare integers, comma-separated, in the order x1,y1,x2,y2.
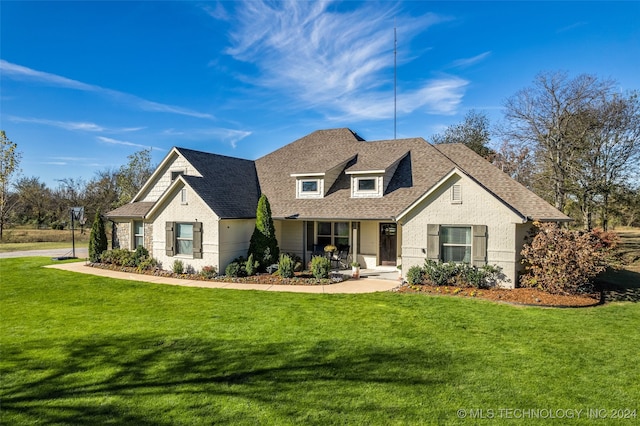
351,261,360,279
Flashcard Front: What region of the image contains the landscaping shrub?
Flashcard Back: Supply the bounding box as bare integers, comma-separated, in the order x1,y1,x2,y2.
285,252,304,272
200,266,217,279
225,257,247,277
88,210,108,262
310,255,331,279
520,222,618,295
136,256,158,273
100,249,133,266
458,264,502,289
407,265,424,285
132,246,149,267
247,195,280,271
245,254,258,276
172,259,184,274
278,254,294,278
423,260,459,286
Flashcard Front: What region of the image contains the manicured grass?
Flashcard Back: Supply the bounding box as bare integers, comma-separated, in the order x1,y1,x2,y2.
0,241,89,252
1,258,639,425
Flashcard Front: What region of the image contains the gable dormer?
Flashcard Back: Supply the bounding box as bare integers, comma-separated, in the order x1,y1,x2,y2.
291,155,355,199
346,151,409,198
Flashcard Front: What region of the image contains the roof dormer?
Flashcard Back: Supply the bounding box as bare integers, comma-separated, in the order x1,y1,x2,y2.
345,151,409,198
291,173,325,199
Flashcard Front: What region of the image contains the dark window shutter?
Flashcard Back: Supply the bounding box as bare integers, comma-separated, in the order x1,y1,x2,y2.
165,222,175,256
427,224,440,261
193,222,203,259
472,225,487,266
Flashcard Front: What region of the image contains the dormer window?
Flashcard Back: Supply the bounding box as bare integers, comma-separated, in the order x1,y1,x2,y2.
350,174,383,198
302,180,319,193
292,173,325,198
358,178,376,191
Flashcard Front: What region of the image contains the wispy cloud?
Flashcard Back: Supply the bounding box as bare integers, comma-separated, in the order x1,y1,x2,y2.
0,59,215,120
557,22,588,33
451,51,492,69
162,127,252,148
212,1,464,118
8,116,145,133
97,136,165,151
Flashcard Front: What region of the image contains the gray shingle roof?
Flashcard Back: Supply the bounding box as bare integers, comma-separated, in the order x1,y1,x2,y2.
108,128,568,223
255,128,456,220
177,148,260,219
106,202,155,218
433,143,571,221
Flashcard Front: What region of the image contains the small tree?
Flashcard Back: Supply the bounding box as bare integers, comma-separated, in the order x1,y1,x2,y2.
88,210,108,262
248,194,279,270
0,131,21,239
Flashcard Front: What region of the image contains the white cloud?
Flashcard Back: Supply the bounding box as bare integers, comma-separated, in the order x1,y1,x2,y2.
451,51,492,69
216,1,464,119
163,127,252,148
0,59,215,120
97,136,165,151
9,116,146,133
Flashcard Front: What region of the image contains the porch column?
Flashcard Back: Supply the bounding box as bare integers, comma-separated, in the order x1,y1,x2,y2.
351,222,360,264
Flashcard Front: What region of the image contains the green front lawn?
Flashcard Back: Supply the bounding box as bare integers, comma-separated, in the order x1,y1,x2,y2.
1,258,638,425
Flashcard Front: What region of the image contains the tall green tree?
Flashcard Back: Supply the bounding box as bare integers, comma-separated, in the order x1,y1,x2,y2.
431,110,495,160
0,131,21,239
88,210,108,262
15,176,53,226
248,194,279,270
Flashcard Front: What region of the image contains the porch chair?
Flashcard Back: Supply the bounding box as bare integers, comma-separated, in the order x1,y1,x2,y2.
331,245,351,270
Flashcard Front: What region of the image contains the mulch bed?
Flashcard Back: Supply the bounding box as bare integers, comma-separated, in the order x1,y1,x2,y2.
87,263,603,306
87,263,347,286
394,283,601,307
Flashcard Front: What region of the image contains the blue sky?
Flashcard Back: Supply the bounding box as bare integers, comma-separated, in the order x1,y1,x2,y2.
1,1,638,188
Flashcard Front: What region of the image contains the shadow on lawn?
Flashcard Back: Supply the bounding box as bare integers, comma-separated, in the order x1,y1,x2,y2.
1,334,453,424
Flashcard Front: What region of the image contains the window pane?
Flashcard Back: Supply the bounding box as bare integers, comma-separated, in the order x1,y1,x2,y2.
317,236,332,247
442,246,471,263
334,222,349,237
441,227,470,244
134,221,143,235
177,239,193,255
317,222,331,236
358,179,376,190
134,236,144,248
302,181,318,192
335,237,349,248
177,223,193,238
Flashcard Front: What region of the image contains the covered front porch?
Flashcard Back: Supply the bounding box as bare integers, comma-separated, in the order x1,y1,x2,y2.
275,219,402,270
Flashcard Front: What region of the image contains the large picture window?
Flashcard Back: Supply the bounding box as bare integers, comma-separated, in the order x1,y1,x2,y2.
176,223,193,255
441,226,471,263
317,221,349,248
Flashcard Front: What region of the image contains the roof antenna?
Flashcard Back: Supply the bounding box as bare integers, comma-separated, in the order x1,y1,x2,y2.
394,18,397,140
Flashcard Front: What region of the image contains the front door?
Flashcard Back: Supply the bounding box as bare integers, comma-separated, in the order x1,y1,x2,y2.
379,223,397,266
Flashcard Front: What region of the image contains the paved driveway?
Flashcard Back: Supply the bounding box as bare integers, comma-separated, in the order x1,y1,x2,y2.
0,248,88,259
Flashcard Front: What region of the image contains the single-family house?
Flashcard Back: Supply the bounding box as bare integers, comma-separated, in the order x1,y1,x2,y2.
106,128,570,287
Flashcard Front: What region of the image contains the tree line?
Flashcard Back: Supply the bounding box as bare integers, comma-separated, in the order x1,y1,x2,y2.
0,137,154,239
432,71,639,230
1,71,639,238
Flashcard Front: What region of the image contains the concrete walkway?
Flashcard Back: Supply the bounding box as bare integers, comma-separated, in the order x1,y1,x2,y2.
45,262,401,294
